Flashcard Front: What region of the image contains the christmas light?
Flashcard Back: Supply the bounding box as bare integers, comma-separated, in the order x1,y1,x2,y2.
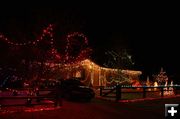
0,24,91,65
0,24,54,46
64,32,90,64
0,23,102,87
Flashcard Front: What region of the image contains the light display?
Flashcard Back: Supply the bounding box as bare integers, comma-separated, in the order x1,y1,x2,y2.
0,24,54,46
0,23,141,87
0,23,91,64
0,23,92,88
153,67,168,85
41,59,142,87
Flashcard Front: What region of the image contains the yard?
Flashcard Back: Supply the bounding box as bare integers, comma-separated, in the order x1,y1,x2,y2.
1,96,180,119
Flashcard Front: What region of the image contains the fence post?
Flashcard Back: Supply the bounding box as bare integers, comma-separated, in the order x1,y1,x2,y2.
54,96,58,107
100,86,103,96
54,88,62,107
59,95,63,107
174,86,177,95
161,87,164,97
143,87,146,98
116,85,121,102
26,98,32,107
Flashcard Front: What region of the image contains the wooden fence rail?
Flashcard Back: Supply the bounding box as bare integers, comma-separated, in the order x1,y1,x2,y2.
100,85,180,102
0,88,62,108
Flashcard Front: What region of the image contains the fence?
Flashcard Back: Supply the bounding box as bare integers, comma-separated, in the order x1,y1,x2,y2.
0,88,62,108
100,85,180,102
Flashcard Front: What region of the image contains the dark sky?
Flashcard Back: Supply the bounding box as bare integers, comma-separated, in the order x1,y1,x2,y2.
0,6,179,81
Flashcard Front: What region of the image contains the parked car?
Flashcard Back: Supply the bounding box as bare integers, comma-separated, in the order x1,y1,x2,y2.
59,78,95,102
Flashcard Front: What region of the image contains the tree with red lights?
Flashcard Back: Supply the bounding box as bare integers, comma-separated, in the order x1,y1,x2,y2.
0,23,92,88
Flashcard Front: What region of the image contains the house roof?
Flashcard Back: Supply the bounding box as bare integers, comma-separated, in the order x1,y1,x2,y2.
81,59,142,76
43,58,142,76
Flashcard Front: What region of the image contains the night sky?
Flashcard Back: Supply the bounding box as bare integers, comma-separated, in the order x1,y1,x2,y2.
0,6,179,82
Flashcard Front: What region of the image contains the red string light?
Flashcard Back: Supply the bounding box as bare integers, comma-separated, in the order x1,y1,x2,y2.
0,24,54,46
64,32,89,63
0,24,91,65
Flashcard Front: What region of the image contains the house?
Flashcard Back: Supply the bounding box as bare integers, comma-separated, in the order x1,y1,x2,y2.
54,59,142,87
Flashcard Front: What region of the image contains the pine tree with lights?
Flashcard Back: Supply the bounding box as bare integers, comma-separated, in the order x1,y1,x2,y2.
154,67,168,85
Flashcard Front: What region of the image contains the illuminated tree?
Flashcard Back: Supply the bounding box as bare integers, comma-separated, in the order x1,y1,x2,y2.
103,49,134,85
153,67,168,85
0,23,92,88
